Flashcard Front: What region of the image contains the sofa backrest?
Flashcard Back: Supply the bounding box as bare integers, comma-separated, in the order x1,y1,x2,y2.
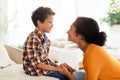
4,44,23,64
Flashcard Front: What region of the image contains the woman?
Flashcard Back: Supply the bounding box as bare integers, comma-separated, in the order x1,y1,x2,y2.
58,17,120,80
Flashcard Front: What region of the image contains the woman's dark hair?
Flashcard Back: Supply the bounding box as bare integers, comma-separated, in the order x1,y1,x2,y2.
31,6,55,27
73,17,107,46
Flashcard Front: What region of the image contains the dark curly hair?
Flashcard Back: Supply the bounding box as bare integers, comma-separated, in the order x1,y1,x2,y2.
31,6,55,27
73,17,107,46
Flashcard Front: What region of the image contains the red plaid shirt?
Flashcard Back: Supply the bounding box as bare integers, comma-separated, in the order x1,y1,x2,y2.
23,28,52,76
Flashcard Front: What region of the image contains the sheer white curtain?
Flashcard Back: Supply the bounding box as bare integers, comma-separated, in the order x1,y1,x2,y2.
7,0,109,46
0,0,8,43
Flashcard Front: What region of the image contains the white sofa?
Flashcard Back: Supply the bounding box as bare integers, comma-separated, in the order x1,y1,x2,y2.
0,43,59,80
1,39,120,80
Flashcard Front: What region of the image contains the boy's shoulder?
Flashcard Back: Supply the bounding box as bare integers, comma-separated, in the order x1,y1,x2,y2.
27,31,38,39
29,31,37,36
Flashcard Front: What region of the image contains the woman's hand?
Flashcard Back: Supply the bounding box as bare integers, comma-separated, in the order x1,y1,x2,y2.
57,65,76,80
60,63,75,74
57,65,71,76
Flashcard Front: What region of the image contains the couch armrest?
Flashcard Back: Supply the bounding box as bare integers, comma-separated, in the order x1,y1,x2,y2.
4,44,23,64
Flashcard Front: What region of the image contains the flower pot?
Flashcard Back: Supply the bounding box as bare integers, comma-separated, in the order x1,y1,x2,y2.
108,25,120,48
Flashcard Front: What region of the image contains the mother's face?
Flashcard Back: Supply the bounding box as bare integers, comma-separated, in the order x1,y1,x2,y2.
67,24,77,42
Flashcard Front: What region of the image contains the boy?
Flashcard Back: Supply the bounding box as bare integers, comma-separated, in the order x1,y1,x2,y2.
23,6,68,80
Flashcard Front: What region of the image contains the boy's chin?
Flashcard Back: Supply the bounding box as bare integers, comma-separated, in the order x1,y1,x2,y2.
46,30,51,33
68,38,71,41
67,37,71,41
47,31,51,33
47,28,52,32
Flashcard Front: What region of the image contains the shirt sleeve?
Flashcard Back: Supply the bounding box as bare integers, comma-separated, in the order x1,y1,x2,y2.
26,35,42,67
83,51,103,80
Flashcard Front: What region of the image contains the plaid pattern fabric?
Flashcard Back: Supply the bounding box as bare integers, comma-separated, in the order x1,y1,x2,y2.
23,28,52,76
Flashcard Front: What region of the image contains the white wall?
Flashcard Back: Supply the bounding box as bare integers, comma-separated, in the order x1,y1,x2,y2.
0,0,8,43
5,0,115,47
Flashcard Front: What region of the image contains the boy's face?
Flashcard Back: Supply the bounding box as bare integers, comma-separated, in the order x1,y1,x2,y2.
37,15,54,33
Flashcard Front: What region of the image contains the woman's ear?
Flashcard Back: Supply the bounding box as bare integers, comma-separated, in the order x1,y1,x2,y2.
78,35,85,40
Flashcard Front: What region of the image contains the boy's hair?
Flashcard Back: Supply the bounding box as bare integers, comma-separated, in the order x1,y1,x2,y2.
31,6,55,27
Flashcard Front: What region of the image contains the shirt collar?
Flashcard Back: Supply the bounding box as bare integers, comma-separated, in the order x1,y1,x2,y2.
35,28,47,42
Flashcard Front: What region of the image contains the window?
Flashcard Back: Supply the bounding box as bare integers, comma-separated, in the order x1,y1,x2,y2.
7,0,109,46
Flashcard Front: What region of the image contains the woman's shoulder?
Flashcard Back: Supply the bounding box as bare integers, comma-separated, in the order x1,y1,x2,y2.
85,44,105,55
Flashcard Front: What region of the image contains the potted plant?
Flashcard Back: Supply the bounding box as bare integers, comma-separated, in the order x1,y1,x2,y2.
101,0,120,48
101,0,120,26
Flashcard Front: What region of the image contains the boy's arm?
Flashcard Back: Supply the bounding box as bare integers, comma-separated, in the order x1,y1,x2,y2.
26,35,58,71
36,62,58,71
50,60,58,67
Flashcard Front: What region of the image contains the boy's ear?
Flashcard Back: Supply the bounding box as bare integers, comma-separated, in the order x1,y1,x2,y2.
37,20,42,26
